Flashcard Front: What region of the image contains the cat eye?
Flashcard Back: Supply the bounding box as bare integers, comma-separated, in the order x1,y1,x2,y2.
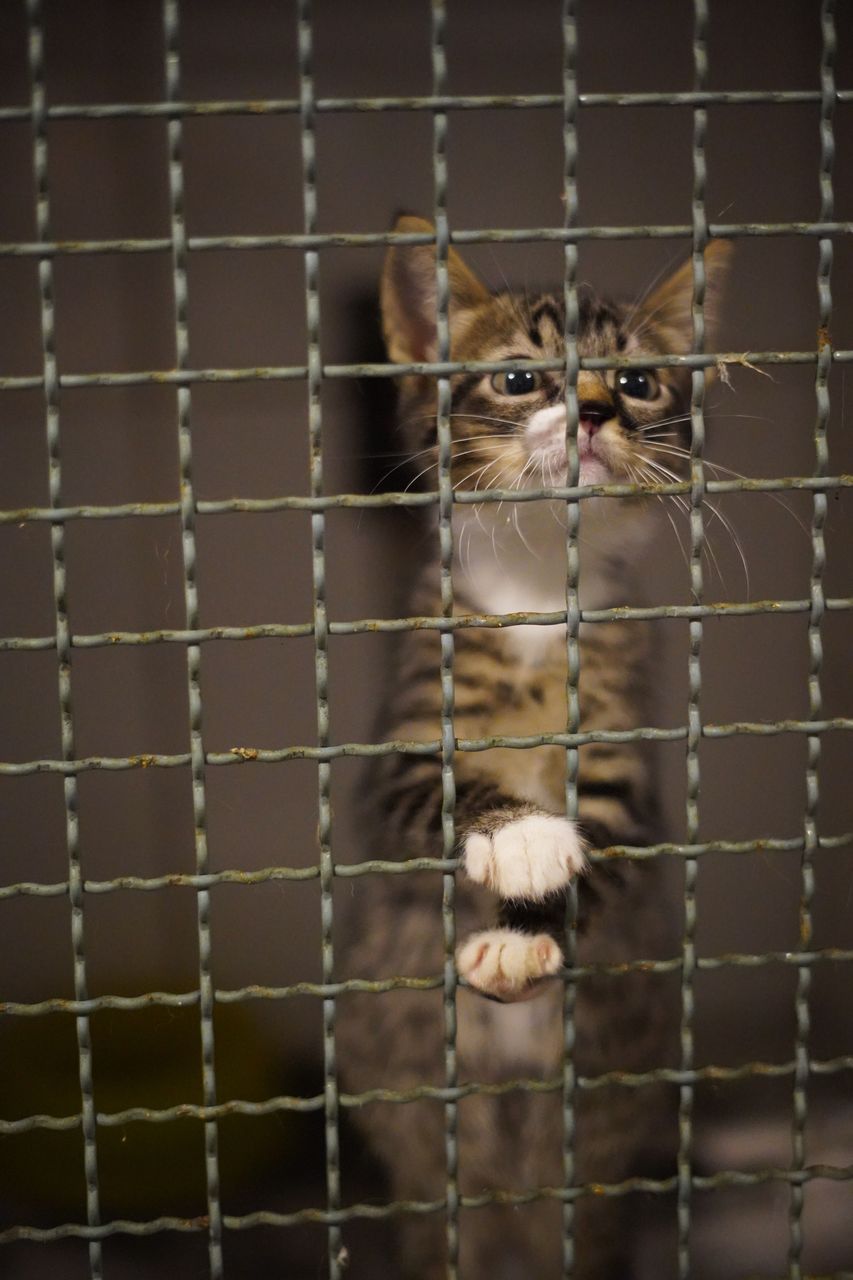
491,370,542,397
616,370,658,401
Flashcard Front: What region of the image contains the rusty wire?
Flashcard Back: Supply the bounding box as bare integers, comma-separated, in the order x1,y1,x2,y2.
1,0,852,1277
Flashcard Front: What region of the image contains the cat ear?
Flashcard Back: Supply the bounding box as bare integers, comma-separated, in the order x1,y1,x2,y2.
381,215,490,364
637,240,732,353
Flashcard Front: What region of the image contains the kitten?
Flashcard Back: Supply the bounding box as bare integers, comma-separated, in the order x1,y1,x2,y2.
337,216,730,1279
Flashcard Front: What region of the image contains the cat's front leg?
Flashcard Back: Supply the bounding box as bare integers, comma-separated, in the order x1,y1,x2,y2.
464,809,585,900
457,807,585,1001
457,927,564,1001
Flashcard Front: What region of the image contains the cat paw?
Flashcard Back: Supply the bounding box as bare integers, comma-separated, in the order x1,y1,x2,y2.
463,813,585,901
457,928,563,1001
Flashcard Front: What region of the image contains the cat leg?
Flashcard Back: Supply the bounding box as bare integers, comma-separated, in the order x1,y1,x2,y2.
456,810,584,1001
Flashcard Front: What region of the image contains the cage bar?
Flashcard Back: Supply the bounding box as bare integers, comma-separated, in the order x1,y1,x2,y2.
1,2,852,1277
161,1,226,1274
787,2,837,1274
676,0,710,1269
23,0,105,1274
2,220,853,262
2,86,853,128
429,3,462,1272
4,345,853,402
293,2,345,1275
559,0,582,1272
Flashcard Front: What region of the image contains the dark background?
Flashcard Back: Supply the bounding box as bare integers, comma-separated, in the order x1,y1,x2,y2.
0,1,852,1276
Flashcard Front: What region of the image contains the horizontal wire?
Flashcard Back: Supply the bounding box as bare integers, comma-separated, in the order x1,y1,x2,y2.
1,830,851,901
2,472,853,529
2,54,852,1272
1,219,853,259
2,594,853,654
2,1159,852,1243
0,87,852,125
1,22,850,1276
2,718,853,778
3,1053,853,1135
3,348,853,395
2,943,852,1017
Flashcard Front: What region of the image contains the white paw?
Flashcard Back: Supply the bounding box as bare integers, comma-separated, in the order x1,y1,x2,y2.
457,929,563,1001
463,813,585,901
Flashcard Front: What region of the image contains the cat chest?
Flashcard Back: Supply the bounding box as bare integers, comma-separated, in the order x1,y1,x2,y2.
453,505,614,671
454,626,569,729
458,983,565,1076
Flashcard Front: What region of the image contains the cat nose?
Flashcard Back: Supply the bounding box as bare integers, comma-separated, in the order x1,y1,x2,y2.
577,400,612,436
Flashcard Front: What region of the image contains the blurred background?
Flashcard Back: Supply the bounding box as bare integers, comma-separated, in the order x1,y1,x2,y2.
0,0,852,1276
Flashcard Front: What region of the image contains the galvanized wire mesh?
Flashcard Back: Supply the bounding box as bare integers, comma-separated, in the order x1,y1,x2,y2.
1,1,852,1279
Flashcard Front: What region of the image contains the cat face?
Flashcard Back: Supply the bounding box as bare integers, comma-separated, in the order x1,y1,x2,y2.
381,216,730,497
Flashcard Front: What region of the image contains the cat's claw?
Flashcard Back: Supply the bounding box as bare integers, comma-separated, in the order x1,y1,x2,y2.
463,813,585,900
457,928,563,1001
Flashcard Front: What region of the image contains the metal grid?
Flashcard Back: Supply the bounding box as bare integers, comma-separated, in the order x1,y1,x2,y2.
1,1,852,1279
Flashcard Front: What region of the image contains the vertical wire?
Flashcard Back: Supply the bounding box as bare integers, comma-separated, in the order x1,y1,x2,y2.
162,3,223,1273
431,2,460,1273
560,1,581,1275
677,1,709,1273
296,4,342,1275
787,2,835,1273
26,2,103,1274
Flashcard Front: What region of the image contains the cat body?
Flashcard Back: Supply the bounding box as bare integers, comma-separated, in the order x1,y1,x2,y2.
337,219,729,1278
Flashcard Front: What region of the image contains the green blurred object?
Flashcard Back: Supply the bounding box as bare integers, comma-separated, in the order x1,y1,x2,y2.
0,1002,297,1221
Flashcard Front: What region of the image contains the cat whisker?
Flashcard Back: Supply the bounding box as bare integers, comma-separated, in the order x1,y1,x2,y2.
641,464,727,585
371,448,437,493
703,404,775,425
544,455,569,529
633,414,692,436
638,455,749,595
511,501,541,560
701,497,751,597
404,412,523,434
643,441,812,541
374,438,505,493
401,459,444,493
514,451,541,495
401,441,515,495
461,465,512,563
641,438,692,454
474,462,518,573
632,459,722,583
627,462,690,575
507,460,539,536
455,454,510,494
460,441,523,494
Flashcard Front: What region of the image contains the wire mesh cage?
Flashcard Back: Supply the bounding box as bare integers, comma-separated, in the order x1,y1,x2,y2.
1,1,852,1278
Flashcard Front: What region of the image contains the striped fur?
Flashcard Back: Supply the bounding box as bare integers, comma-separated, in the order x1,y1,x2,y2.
336,218,730,1279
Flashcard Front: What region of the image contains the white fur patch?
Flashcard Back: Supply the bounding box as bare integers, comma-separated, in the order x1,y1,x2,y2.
525,403,566,442
452,496,642,642
457,928,563,1001
463,813,585,900
524,403,612,487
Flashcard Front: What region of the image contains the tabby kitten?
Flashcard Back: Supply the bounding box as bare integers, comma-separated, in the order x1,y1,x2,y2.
337,217,730,1280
